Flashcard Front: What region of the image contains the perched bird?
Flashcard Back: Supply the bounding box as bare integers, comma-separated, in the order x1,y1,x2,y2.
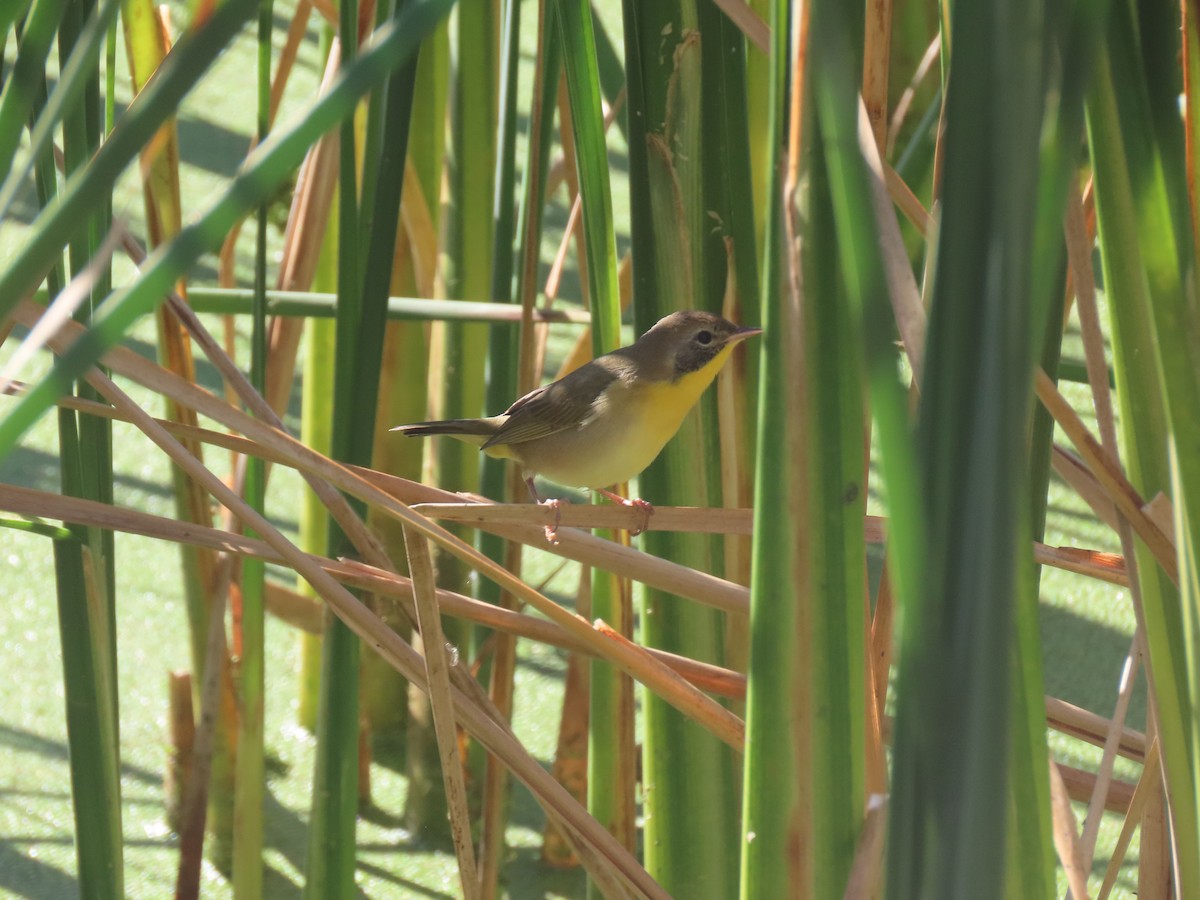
392,309,761,540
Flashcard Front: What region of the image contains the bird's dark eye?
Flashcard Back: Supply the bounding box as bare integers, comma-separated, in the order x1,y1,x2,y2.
697,330,713,345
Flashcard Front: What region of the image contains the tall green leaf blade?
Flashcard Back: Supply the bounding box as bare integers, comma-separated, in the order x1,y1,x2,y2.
556,0,634,890
1088,2,1200,886
555,0,620,352
232,0,275,891
0,0,69,184
740,1,802,893
882,0,1050,894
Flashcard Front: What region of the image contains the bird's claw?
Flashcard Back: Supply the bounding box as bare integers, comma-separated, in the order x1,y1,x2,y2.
626,497,654,536
539,497,566,544
595,488,654,535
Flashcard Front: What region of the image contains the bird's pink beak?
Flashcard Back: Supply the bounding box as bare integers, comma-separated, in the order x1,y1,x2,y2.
729,326,763,343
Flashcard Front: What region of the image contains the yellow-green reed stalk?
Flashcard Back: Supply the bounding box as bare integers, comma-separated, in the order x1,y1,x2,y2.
307,0,423,892
620,1,745,895
232,0,274,893
405,0,495,838
307,0,367,892
31,134,124,899
477,0,526,594
472,0,529,890
295,25,350,734
361,14,445,741
1006,4,1106,893
122,0,240,860
742,2,873,895
434,0,495,563
553,0,631,891
37,4,124,893
1089,5,1200,886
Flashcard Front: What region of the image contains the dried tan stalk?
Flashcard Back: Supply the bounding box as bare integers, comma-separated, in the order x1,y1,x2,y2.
857,97,926,382
1053,444,1120,531
841,795,888,900
593,621,744,749
1050,755,1092,899
867,560,894,801
1035,369,1178,582
1045,695,1146,761
1065,174,1151,880
860,0,891,151
1097,741,1161,900
1056,763,1136,814
886,35,940,157
710,0,769,53
403,527,479,899
0,483,748,704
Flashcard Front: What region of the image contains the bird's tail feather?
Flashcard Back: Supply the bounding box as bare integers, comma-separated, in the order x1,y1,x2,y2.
391,418,498,445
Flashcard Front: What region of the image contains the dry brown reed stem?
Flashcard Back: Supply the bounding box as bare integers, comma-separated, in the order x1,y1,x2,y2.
886,35,940,157
1034,369,1178,582
710,0,769,53
402,527,479,900
869,560,894,730
1045,695,1147,761
1065,174,1150,878
1098,741,1161,900
261,41,341,419
38,354,665,900
5,370,1139,596
884,162,935,235
11,303,742,760
114,222,395,587
173,534,232,900
1056,765,1135,815
1049,755,1093,899
861,0,891,151
593,621,744,750
856,98,926,382
1053,444,1121,531
841,795,887,900
417,500,1130,586
0,483,748,704
270,0,313,124
0,479,1158,763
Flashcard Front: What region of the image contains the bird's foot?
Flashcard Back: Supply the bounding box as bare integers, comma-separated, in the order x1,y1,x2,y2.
595,488,655,536
538,497,567,544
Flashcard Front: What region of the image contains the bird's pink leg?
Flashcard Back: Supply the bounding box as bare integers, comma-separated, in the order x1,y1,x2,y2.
595,487,654,536
526,475,566,544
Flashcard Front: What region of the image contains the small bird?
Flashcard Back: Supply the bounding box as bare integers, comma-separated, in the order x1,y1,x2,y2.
392,309,761,540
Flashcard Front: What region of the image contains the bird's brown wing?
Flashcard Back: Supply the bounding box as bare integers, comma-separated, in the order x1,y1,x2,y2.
482,360,622,449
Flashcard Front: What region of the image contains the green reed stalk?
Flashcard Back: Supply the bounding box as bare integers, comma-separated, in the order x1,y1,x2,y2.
882,0,1050,894
555,0,635,891
30,8,123,892
738,2,798,894
232,0,274,892
620,2,739,895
